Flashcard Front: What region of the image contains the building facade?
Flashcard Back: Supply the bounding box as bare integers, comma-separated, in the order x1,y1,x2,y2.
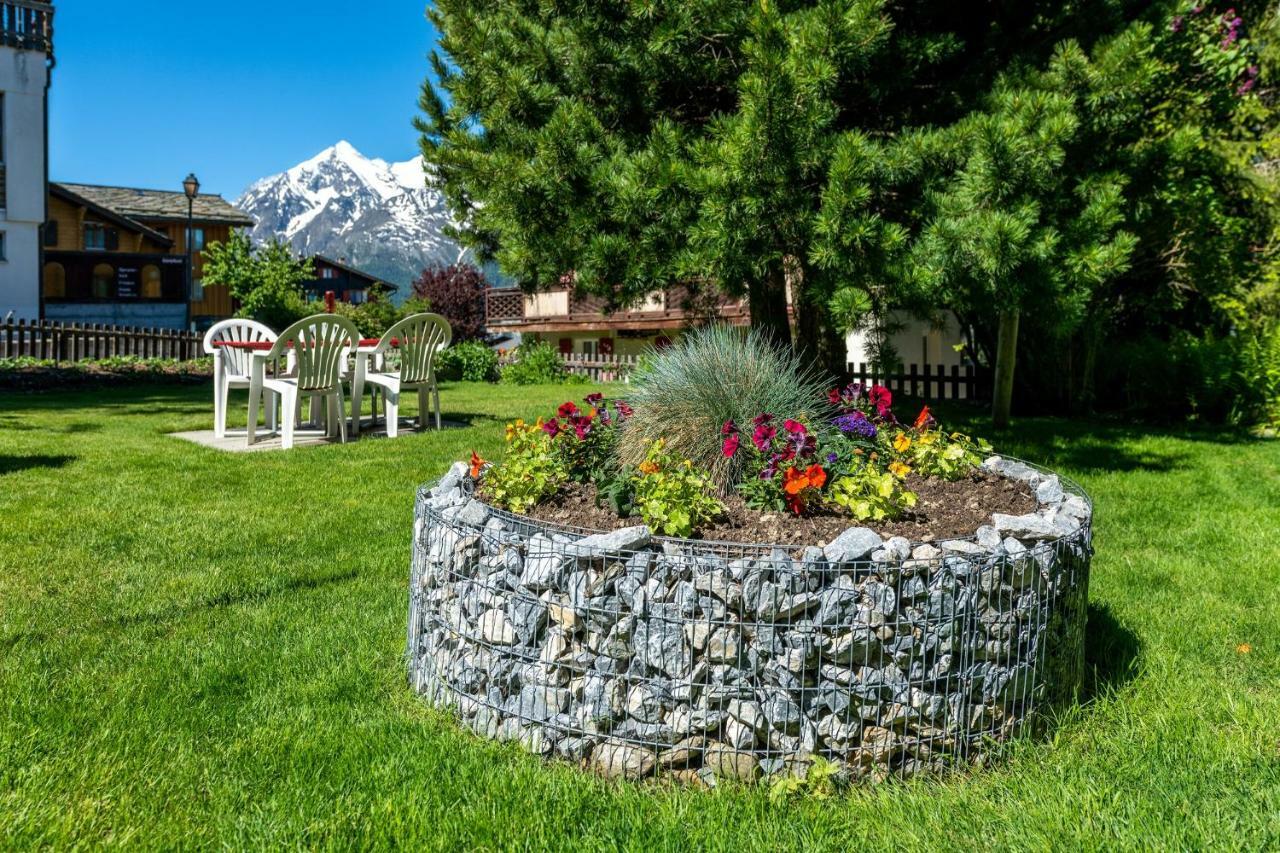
303,255,393,305
42,182,254,329
0,1,53,320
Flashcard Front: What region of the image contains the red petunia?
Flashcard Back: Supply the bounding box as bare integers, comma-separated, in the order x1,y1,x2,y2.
869,384,892,414
722,433,740,457
542,418,561,437
557,401,579,418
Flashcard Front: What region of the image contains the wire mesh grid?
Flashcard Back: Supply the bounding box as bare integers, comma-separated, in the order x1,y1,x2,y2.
407,458,1093,784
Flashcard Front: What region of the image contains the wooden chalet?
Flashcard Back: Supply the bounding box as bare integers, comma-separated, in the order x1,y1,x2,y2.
303,255,394,305
41,182,254,330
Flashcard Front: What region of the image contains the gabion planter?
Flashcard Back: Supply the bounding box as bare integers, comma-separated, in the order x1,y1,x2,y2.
407,457,1092,784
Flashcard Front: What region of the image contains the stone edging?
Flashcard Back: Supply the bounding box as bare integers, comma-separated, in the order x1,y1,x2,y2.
408,457,1092,785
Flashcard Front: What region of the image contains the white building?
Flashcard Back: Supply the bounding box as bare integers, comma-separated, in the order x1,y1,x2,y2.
845,311,967,372
0,1,53,321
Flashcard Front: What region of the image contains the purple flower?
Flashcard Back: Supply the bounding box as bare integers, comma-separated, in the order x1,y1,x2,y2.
1170,14,1185,32
833,411,877,439
826,451,839,464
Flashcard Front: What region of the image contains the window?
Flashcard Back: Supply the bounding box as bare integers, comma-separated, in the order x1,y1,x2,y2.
91,263,115,298
581,339,598,357
191,278,204,301
44,220,58,247
0,232,5,262
189,227,205,251
141,264,162,299
42,262,66,298
0,93,5,211
84,223,106,250
320,267,337,279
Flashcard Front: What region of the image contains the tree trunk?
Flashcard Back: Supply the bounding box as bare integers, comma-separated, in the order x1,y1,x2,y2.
992,309,1020,429
748,266,792,349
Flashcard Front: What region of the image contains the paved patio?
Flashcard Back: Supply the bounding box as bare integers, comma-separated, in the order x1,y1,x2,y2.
169,416,467,452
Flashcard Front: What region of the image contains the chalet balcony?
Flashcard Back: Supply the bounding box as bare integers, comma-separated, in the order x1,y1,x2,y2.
484,286,750,333
1,1,53,54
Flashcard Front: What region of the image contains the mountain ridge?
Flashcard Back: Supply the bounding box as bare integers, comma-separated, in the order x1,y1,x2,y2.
235,141,473,290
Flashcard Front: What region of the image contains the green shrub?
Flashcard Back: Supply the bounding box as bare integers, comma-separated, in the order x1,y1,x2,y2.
331,296,432,339
617,325,832,491
500,341,587,385
437,340,499,382
630,439,723,537
481,420,565,513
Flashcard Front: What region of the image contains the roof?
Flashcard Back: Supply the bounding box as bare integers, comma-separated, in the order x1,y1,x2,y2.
310,255,397,290
53,182,256,227
49,183,174,247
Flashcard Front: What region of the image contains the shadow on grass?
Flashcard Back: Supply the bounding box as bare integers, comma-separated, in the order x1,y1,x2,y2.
0,454,75,476
1083,602,1141,699
0,567,361,652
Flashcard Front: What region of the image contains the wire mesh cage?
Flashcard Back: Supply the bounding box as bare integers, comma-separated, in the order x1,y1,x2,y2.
407,457,1092,784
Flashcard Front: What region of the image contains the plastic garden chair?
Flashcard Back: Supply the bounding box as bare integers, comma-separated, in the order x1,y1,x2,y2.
246,314,359,449
359,313,452,436
202,318,277,438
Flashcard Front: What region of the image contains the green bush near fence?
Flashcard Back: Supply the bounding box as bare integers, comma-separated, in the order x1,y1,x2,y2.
500,341,587,386
0,356,212,391
437,340,500,382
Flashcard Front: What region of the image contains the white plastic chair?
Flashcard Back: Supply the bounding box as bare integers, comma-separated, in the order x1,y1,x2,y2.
202,319,277,438
246,315,359,449
361,313,452,436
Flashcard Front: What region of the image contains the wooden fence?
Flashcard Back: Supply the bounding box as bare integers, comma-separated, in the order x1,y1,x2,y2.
846,362,988,401
559,353,639,383
0,319,204,363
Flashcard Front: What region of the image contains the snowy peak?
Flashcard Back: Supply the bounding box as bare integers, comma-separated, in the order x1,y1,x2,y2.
235,141,466,290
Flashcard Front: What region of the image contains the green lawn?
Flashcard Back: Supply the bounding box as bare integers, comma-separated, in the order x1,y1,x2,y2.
1,381,1278,849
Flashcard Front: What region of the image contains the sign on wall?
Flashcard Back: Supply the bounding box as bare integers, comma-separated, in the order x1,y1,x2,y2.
116,266,140,298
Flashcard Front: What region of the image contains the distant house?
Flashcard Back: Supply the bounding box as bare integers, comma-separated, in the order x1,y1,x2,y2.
483,284,751,357
303,255,394,305
42,182,254,330
0,1,54,320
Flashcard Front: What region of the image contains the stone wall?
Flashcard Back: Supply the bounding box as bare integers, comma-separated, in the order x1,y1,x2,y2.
408,457,1092,785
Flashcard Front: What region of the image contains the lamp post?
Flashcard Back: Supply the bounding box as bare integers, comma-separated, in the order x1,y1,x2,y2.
182,172,200,335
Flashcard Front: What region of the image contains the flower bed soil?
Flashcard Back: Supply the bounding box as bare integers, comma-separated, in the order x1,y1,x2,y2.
482,470,1036,546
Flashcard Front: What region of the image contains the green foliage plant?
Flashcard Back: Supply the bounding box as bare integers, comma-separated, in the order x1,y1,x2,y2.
481,419,565,514
827,458,917,522
437,339,500,382
630,439,723,537
332,296,432,339
500,341,587,386
201,232,313,330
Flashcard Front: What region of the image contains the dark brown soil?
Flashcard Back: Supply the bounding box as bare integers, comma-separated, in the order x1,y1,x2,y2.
488,470,1036,546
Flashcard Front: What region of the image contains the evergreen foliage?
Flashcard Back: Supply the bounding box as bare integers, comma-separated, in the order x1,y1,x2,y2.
419,0,1280,424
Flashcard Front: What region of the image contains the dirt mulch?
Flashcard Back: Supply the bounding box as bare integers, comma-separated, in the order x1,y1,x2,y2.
489,470,1036,546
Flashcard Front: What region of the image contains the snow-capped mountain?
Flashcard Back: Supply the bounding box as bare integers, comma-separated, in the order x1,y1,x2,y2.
235,141,472,290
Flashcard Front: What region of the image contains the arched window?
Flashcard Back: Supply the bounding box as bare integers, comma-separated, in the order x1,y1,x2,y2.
42,262,66,298
141,264,162,299
91,263,115,298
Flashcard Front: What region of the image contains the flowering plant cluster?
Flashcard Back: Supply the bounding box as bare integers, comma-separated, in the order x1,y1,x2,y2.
1168,4,1261,98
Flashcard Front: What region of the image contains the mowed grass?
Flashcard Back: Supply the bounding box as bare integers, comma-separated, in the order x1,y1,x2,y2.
1,381,1278,849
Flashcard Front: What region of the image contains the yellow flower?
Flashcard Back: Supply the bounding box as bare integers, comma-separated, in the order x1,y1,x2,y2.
893,432,912,453
888,460,911,478
638,461,660,475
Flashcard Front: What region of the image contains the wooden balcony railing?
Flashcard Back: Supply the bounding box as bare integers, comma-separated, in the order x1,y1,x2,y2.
1,1,53,54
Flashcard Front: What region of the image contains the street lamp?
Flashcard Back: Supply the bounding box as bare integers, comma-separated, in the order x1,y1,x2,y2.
183,172,200,333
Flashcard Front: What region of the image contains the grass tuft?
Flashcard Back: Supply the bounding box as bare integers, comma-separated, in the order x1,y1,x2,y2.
617,325,834,490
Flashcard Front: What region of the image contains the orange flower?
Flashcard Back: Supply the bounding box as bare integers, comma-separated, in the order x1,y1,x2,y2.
638,460,660,475
469,450,485,478
914,405,933,431
1237,643,1252,655
783,464,827,495
893,432,912,453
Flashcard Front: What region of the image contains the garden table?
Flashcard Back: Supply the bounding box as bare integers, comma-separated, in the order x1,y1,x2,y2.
215,338,396,438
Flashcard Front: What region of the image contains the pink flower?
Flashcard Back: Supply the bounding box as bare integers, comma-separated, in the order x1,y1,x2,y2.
542,418,561,437
584,392,603,406
721,419,738,436
783,419,806,435
722,434,740,457
752,413,773,427
869,385,892,414
616,401,634,418
557,401,579,418
752,423,776,452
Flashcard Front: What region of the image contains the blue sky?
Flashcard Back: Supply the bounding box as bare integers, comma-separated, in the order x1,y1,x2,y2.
49,2,439,198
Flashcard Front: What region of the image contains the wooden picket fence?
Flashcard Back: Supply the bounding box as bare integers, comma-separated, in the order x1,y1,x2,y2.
0,319,203,363
846,362,989,401
559,352,640,383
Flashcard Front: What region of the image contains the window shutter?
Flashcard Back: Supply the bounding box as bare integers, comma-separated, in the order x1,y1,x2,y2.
598,337,614,355
104,228,119,251
43,221,58,246
558,338,573,354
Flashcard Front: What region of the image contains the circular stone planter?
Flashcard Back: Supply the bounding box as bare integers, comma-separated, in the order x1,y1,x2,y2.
407,456,1092,784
